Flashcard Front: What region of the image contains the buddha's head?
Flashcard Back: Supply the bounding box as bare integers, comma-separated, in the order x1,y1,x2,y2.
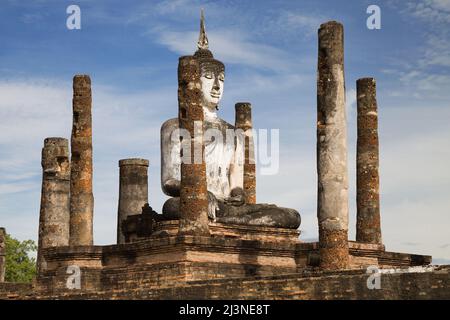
194,10,225,111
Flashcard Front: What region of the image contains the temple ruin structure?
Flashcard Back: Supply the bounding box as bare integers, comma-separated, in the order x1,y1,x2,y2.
0,13,446,300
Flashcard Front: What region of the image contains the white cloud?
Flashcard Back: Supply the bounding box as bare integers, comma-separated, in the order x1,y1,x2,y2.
154,28,298,72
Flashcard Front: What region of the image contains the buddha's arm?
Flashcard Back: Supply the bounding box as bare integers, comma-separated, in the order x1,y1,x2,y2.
228,130,244,200
161,118,181,197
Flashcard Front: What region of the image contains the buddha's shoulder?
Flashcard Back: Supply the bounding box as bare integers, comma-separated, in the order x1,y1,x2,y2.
162,117,235,130
161,118,179,131
216,117,235,130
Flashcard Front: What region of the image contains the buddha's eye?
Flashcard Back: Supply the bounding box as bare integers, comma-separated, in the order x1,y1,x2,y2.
218,73,225,82
204,72,213,79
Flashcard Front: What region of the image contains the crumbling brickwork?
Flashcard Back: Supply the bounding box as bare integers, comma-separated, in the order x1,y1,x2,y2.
177,56,210,236
70,75,94,246
356,77,382,244
2,266,448,300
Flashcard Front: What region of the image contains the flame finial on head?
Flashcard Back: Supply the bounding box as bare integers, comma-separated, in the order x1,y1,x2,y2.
197,9,209,50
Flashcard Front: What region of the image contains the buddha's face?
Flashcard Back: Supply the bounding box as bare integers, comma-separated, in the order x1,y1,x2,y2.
200,67,224,109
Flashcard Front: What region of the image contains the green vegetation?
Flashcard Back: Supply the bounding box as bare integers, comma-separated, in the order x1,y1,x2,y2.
5,233,37,283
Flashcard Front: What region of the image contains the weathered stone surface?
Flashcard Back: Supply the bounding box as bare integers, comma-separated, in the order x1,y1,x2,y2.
1,232,438,300
125,220,301,243
235,102,256,204
356,77,382,244
317,21,349,270
117,158,149,244
178,56,210,236
37,138,70,273
0,228,5,282
4,265,448,300
70,75,94,246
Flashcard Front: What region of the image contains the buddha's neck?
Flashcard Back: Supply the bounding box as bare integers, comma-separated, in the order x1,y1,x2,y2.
203,106,219,121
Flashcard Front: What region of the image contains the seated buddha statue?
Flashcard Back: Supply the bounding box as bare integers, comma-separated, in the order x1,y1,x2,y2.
160,12,300,230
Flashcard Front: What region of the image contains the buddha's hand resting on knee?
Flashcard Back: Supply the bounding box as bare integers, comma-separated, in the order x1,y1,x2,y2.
224,187,245,207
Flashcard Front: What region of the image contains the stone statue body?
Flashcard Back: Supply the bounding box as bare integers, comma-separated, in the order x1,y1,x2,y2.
160,13,300,229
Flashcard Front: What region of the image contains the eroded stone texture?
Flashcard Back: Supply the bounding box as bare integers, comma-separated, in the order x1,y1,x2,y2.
37,138,70,273
70,75,94,246
235,102,256,204
356,78,382,244
178,56,210,236
317,21,349,270
318,228,349,270
117,158,149,244
0,228,6,282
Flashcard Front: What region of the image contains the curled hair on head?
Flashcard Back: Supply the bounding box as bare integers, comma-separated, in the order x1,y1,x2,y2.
199,59,225,77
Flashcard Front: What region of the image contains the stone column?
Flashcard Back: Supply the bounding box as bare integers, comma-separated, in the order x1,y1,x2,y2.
316,21,349,270
117,158,149,244
37,138,71,273
356,78,382,244
70,75,94,246
235,102,256,204
177,56,210,236
0,228,6,282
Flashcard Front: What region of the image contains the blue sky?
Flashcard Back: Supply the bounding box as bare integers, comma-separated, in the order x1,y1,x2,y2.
0,0,449,263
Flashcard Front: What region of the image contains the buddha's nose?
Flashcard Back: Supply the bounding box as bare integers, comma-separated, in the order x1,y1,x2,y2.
213,78,220,90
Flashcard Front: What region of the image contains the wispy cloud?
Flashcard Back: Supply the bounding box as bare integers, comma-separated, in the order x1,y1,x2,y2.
279,11,325,36
406,0,450,24
151,28,299,72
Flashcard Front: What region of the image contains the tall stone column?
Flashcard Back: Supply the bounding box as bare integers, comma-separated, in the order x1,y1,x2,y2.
37,138,71,273
235,102,256,204
356,78,382,244
177,56,210,236
316,21,349,270
0,227,6,282
117,158,149,244
70,75,94,246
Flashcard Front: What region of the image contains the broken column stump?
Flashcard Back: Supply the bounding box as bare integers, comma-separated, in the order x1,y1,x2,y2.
37,138,71,273
117,158,149,244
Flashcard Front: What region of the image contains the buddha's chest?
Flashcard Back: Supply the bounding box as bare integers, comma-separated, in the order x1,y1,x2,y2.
204,120,235,199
